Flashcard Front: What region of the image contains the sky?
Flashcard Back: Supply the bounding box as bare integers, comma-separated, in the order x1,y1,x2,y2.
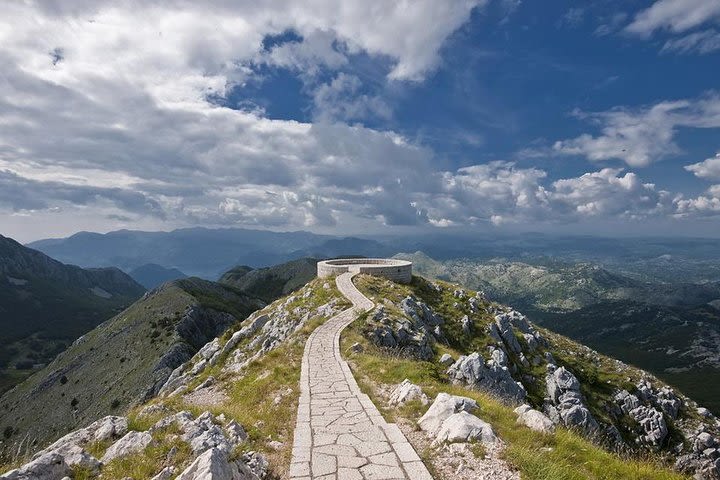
1,0,720,242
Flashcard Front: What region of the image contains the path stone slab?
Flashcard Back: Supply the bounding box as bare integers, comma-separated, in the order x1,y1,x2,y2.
289,272,433,479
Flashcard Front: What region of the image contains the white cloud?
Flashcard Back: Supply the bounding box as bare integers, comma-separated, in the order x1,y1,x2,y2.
685,153,720,180
549,169,673,218
412,163,674,226
626,0,720,37
0,1,717,238
553,95,720,167
675,185,720,216
312,73,392,122
661,29,720,54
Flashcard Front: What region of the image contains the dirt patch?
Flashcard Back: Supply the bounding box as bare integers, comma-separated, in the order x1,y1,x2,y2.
397,418,520,480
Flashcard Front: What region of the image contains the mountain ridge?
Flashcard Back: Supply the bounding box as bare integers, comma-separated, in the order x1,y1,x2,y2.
4,270,719,479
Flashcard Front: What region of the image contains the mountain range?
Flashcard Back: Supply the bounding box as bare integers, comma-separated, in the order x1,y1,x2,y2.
28,228,389,279
0,235,145,394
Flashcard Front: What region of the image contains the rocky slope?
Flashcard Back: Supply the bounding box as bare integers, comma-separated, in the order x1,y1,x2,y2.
0,278,264,452
399,251,720,415
3,271,719,479
0,235,145,393
347,275,720,479
1,276,351,479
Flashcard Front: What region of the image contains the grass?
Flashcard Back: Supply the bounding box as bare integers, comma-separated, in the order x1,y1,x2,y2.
343,274,689,480
96,277,351,479
100,427,193,480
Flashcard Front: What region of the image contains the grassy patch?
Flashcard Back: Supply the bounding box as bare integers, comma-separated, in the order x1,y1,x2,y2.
100,429,193,480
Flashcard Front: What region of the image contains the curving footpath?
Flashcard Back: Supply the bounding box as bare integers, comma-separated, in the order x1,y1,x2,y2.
289,272,434,480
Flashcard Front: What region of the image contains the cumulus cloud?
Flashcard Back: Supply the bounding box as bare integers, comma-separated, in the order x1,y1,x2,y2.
549,169,673,218
412,163,674,227
675,185,720,217
626,0,720,37
685,153,720,180
552,95,720,167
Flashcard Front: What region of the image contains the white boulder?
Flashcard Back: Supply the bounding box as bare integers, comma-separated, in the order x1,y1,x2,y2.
514,404,554,433
175,448,259,480
0,453,70,480
418,392,478,436
434,411,497,444
101,430,153,463
389,379,429,406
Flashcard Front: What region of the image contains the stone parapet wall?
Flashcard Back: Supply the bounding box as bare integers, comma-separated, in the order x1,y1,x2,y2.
317,258,412,284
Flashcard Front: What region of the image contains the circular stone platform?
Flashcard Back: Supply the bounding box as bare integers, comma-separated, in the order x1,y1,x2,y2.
316,258,412,284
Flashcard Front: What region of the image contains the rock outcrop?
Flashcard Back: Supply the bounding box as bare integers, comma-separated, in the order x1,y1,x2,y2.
418,393,479,436
435,411,497,444
367,304,435,360
101,431,153,463
447,350,526,403
514,404,555,433
389,379,429,406
175,447,260,480
419,393,497,445
0,453,71,480
544,365,599,435
615,390,668,448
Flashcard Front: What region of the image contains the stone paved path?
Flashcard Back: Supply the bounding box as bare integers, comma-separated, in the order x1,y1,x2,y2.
289,272,434,480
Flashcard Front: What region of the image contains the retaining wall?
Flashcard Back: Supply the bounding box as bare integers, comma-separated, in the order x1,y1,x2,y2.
317,258,412,284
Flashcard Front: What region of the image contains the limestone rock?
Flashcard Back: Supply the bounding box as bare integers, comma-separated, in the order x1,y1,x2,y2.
35,415,127,458
698,407,713,418
494,313,521,353
514,404,554,433
614,390,668,448
175,447,260,480
461,315,472,335
434,411,497,445
241,451,268,479
61,445,101,472
150,466,177,480
544,365,598,434
101,430,153,463
225,420,249,445
418,392,478,436
401,296,444,327
199,338,221,360
389,379,429,406
0,453,70,480
182,411,233,454
447,351,526,403
439,353,455,366
635,379,682,419
368,305,434,360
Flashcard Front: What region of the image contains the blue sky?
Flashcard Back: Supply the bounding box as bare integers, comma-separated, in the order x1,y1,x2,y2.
0,0,719,241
